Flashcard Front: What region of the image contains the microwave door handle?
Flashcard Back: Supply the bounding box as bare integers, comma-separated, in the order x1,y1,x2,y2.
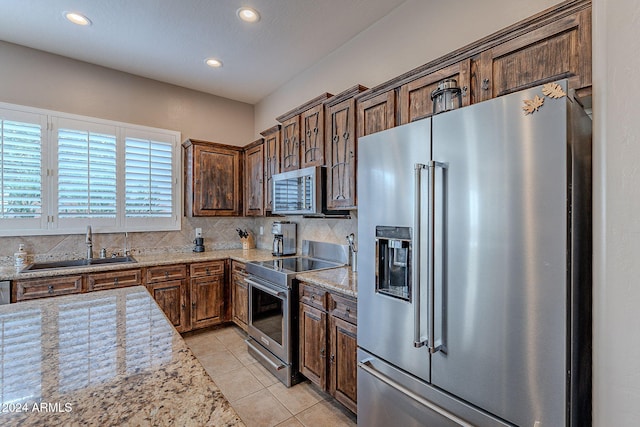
414,163,427,348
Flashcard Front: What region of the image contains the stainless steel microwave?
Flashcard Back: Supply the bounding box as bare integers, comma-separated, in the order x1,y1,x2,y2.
272,166,324,215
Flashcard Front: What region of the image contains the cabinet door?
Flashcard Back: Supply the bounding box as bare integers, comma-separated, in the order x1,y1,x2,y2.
473,7,591,103
299,303,327,389
244,142,265,216
147,279,188,332
329,316,357,414
281,115,300,172
191,143,243,216
398,59,471,125
326,97,357,209
300,104,325,168
357,90,396,138
190,275,224,329
262,127,280,211
232,273,248,331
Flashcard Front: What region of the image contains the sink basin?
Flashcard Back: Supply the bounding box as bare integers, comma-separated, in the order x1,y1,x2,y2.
22,256,137,272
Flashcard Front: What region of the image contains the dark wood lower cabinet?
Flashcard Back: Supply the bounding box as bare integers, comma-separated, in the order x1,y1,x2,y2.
329,315,358,413
299,282,357,414
231,261,248,331
300,303,327,389
190,275,224,329
147,279,188,332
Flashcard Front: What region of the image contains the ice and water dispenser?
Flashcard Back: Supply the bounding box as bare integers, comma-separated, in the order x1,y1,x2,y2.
375,226,412,301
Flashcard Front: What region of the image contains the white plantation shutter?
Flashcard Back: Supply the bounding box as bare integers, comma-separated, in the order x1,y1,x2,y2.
0,102,180,236
57,127,117,219
125,137,173,218
1,119,42,218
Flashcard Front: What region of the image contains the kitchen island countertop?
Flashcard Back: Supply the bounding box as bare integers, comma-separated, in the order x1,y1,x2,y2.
0,286,244,426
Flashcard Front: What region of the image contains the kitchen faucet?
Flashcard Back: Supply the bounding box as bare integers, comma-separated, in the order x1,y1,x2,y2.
86,225,93,259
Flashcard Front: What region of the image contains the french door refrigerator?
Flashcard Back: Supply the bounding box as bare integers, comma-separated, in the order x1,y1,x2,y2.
356,81,591,427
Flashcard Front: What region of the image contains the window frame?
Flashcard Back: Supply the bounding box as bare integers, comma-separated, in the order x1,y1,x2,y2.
0,101,182,236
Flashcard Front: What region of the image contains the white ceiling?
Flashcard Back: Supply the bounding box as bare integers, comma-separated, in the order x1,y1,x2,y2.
0,0,407,104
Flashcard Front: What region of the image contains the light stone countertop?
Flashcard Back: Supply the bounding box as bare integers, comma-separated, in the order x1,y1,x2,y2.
0,248,277,281
0,286,244,427
296,266,357,297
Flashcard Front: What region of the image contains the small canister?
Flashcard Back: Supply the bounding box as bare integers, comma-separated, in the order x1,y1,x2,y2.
14,244,28,269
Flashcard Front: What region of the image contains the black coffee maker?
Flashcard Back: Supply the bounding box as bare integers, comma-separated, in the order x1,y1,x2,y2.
193,237,205,252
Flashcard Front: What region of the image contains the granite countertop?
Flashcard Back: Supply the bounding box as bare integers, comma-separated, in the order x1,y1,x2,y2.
0,248,276,281
0,286,244,427
296,266,357,297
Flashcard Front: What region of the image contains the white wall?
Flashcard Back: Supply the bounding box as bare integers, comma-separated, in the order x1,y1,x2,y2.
0,41,254,146
254,0,561,133
592,0,640,425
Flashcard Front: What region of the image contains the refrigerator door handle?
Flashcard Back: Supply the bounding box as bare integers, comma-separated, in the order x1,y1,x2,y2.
428,160,447,355
413,163,428,348
358,359,474,427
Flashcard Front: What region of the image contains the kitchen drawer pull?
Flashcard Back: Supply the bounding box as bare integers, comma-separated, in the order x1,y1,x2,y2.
48,285,54,294
164,271,169,279
358,359,473,427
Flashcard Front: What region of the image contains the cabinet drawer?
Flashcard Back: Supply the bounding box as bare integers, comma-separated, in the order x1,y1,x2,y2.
231,260,246,276
190,260,225,278
87,269,142,291
329,293,357,324
300,283,327,310
146,264,187,283
14,275,83,301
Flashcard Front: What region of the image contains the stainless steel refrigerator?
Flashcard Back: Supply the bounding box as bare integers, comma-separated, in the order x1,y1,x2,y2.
356,81,591,427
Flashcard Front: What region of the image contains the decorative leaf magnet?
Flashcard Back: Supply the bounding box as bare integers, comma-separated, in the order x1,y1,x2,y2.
542,82,566,99
522,95,545,115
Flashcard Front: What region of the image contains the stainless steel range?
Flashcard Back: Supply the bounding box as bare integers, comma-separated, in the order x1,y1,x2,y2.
245,240,349,387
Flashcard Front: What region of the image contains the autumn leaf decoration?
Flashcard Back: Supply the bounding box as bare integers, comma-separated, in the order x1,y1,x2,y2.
541,82,567,99
522,95,545,115
523,82,567,115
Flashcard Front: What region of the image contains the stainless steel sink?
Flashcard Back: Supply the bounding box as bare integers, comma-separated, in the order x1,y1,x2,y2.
21,256,137,272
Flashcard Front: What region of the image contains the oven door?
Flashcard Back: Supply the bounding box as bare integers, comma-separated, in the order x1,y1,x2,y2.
246,275,290,363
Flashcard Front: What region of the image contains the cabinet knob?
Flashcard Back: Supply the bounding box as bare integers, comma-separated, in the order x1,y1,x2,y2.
114,277,119,285
192,302,196,309
164,271,169,278
330,353,335,364
320,348,325,358
206,268,210,275
48,285,54,294
482,78,490,91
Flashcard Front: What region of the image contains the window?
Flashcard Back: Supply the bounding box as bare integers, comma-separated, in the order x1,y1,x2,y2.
0,109,47,232
0,102,181,236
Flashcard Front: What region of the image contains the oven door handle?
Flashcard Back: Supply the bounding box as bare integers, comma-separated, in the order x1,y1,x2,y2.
245,277,286,298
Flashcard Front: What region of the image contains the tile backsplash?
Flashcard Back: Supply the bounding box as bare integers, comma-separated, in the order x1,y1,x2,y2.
0,214,357,265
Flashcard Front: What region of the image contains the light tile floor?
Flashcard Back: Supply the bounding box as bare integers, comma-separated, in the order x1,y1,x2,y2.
183,325,357,427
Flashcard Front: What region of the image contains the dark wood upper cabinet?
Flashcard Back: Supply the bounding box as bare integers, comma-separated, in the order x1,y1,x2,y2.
399,59,471,125
325,85,367,210
280,115,300,172
277,93,332,172
300,104,326,168
356,90,396,138
354,0,591,133
243,139,264,217
260,125,281,212
472,5,591,102
183,139,243,217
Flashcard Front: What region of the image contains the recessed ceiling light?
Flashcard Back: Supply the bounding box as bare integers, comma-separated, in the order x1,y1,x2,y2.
237,7,260,23
205,58,223,68
64,11,92,26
